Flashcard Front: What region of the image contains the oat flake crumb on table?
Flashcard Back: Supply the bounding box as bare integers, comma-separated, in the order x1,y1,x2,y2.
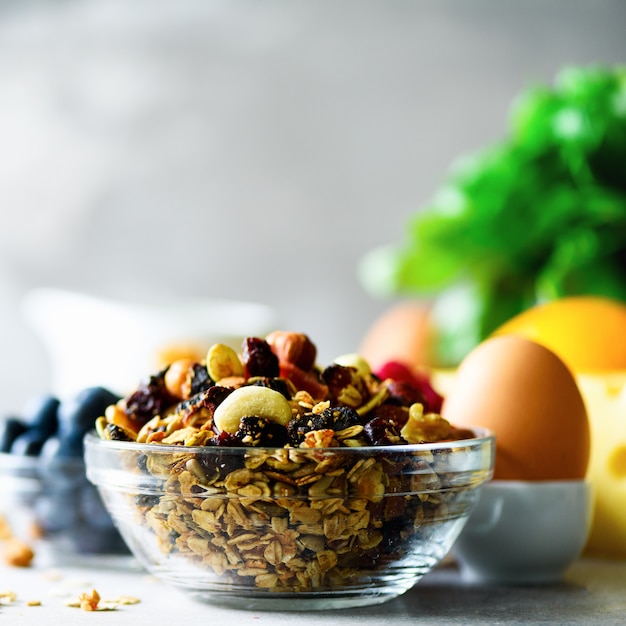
1,557,626,625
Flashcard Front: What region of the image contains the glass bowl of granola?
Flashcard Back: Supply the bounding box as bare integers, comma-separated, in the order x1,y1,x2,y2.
85,332,495,610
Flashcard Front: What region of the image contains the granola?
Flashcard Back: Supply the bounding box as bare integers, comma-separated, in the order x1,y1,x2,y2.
94,332,479,593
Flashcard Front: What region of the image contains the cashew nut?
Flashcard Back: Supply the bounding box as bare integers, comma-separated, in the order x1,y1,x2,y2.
213,386,293,433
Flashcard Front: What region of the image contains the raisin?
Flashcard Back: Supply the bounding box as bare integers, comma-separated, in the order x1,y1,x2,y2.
286,413,318,446
363,416,406,446
104,423,134,442
320,406,360,431
135,494,160,508
176,385,233,428
198,433,245,477
137,453,148,473
235,416,289,448
242,337,279,377
380,518,414,555
189,363,213,396
248,376,292,399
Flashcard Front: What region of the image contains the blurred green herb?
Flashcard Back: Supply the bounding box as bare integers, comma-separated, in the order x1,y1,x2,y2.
360,65,626,366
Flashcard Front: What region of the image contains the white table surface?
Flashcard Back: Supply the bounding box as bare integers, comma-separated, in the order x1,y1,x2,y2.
1,555,625,625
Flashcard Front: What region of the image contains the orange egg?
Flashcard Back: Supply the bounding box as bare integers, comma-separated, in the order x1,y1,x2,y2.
359,301,436,371
441,335,590,481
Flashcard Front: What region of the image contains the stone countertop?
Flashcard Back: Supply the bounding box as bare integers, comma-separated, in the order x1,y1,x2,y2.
1,557,625,624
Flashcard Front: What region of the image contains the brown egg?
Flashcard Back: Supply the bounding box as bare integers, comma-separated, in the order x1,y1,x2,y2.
441,335,590,481
359,301,436,371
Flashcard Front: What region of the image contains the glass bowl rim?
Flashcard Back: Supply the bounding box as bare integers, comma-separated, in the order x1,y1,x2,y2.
83,427,495,456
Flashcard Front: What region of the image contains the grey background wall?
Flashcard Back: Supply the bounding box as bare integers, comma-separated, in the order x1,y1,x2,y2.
1,0,625,412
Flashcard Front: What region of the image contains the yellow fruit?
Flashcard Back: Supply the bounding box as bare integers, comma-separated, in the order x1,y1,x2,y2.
491,296,626,373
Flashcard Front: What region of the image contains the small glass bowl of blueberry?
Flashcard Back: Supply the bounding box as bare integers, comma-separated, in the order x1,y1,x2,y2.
0,386,131,565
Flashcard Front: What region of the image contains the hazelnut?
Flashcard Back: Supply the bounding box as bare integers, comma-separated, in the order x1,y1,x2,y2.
266,331,317,371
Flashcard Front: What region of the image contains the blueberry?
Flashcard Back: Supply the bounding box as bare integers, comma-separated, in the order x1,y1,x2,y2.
40,433,85,460
57,387,121,438
35,491,80,532
9,429,47,456
0,417,27,452
22,394,60,439
68,525,128,555
39,436,87,488
79,484,115,530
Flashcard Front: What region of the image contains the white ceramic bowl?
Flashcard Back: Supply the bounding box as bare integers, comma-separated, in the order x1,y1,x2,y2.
453,480,593,585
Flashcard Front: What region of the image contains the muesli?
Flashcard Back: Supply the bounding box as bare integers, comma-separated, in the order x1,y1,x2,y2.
94,332,477,592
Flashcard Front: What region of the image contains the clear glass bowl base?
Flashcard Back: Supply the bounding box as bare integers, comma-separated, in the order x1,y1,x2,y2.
176,578,423,611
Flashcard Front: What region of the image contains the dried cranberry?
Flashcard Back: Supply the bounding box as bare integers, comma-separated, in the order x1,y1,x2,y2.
125,371,174,425
210,430,241,447
242,337,279,377
376,361,443,413
385,380,426,408
371,404,410,429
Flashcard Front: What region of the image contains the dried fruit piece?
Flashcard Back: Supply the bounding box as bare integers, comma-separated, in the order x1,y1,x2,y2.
235,416,289,447
363,416,405,446
188,363,213,396
242,337,280,377
279,361,328,400
175,385,233,429
126,372,173,427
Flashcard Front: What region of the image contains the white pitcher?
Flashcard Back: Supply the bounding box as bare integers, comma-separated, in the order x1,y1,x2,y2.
22,288,279,398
